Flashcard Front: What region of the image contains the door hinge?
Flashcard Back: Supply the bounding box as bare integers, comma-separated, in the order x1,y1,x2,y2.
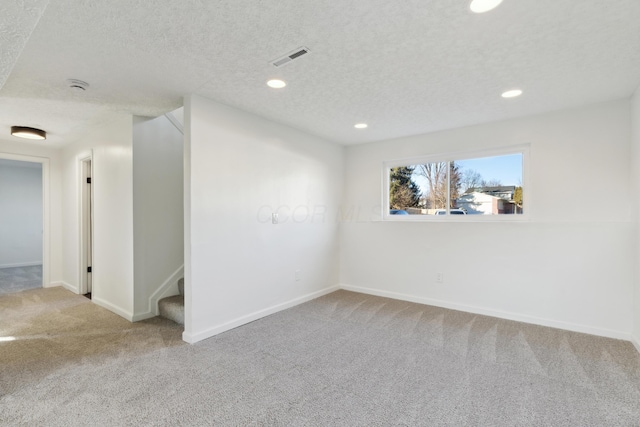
87,177,92,184
87,266,92,273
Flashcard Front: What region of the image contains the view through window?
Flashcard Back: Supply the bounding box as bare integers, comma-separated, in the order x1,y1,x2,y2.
387,151,524,217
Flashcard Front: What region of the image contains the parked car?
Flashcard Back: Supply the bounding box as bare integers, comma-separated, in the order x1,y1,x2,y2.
390,209,409,215
434,209,466,215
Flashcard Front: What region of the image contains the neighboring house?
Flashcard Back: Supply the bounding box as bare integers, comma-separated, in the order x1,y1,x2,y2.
467,186,516,201
456,191,518,215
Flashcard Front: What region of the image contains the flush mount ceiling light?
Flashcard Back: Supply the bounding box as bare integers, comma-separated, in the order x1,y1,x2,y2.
267,79,287,89
11,126,46,140
354,123,368,129
470,0,503,13
501,89,523,98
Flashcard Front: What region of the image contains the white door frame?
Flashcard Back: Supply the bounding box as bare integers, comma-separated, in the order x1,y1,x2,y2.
78,151,93,295
0,152,50,288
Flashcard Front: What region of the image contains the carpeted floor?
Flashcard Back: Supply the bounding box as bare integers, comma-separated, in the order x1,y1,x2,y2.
0,265,42,295
1,287,639,426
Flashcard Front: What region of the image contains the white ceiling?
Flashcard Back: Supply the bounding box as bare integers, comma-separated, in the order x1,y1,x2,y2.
1,0,640,147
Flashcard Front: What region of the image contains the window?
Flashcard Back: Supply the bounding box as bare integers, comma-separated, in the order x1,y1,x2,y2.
384,146,528,220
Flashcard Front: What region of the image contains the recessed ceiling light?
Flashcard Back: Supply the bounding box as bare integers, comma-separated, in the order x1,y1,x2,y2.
267,79,286,89
354,123,368,129
470,0,503,13
11,126,46,140
501,89,523,98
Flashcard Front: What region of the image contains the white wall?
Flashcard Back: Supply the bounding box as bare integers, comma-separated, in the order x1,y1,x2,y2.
341,99,634,339
184,94,344,343
0,140,62,286
0,160,42,267
61,115,135,319
132,114,184,319
631,90,640,350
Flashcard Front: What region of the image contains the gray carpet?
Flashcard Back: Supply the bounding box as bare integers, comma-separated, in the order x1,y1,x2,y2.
1,288,639,426
0,265,42,295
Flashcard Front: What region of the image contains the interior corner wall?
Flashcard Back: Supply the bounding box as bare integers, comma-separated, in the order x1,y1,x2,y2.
61,115,135,320
341,99,634,340
132,115,184,319
0,140,63,286
0,161,43,267
631,89,640,349
184,94,344,343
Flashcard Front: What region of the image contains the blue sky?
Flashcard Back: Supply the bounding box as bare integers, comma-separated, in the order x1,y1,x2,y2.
456,153,522,186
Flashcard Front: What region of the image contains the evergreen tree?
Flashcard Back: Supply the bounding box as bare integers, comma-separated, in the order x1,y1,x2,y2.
389,166,421,209
514,186,523,205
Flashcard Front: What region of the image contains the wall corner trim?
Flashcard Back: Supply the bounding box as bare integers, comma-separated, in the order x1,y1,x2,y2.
93,297,134,322
632,335,640,354
182,285,340,344
339,284,632,342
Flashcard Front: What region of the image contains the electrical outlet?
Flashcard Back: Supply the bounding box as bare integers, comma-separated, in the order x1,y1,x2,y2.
295,270,301,282
272,213,278,224
436,272,444,283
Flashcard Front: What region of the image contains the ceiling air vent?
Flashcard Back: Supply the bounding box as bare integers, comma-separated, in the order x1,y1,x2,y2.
271,47,310,67
67,79,89,91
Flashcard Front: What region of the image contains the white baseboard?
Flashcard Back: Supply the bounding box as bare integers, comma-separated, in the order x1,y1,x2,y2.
632,335,640,354
0,261,42,269
132,311,156,322
183,285,340,344
340,284,632,342
93,297,134,322
61,281,78,293
47,281,78,293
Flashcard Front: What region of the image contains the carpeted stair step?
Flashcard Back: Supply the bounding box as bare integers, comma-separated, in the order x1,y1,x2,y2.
158,277,185,325
158,295,184,325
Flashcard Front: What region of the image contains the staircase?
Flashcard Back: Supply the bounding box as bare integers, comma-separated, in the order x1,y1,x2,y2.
158,278,184,325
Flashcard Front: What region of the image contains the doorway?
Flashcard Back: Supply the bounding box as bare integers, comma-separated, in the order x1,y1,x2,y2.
80,156,93,298
0,154,49,295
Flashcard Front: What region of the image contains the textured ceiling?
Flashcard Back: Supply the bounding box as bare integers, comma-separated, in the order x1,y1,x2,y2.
0,0,49,89
1,0,640,147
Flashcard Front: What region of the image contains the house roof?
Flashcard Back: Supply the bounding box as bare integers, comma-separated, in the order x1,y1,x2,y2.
458,191,502,201
1,1,640,148
465,186,516,194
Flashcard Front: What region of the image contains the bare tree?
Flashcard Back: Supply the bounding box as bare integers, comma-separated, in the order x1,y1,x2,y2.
416,162,446,209
416,162,461,209
481,179,503,187
460,169,483,192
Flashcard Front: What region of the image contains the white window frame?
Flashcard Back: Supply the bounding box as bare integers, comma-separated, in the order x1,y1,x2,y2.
382,144,530,221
